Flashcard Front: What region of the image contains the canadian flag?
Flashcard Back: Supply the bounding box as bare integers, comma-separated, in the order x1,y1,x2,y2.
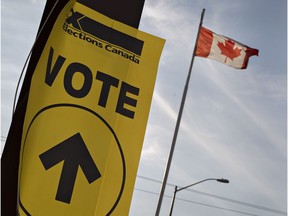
196,26,259,69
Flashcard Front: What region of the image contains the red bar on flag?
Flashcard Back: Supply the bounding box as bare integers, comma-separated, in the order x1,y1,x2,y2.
196,26,259,69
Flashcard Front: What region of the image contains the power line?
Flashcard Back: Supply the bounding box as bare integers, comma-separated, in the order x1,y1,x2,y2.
136,175,287,215
185,188,286,215
134,188,262,216
1,136,7,141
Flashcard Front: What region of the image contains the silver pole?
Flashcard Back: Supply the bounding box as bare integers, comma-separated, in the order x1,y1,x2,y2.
155,8,206,216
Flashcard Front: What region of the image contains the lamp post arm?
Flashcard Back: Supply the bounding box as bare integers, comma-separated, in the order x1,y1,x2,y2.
176,178,218,192
169,178,229,216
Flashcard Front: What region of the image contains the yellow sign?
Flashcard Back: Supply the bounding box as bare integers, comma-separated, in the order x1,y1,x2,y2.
17,1,165,215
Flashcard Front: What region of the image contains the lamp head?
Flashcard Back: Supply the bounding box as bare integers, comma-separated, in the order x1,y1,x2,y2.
217,178,229,183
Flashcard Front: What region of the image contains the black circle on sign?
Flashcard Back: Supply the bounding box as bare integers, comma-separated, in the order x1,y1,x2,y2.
19,103,126,216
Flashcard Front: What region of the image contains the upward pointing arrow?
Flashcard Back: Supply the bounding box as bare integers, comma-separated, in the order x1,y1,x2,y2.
39,133,101,204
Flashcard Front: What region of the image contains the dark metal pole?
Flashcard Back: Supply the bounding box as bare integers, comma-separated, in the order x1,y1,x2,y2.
169,186,178,216
155,8,206,216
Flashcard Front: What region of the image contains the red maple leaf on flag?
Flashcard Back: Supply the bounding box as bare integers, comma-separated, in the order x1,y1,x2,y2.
217,39,242,62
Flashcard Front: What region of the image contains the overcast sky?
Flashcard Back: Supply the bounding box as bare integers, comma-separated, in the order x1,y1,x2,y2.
1,0,287,216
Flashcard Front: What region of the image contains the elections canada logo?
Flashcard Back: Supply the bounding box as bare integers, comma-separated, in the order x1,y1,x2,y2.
63,8,143,64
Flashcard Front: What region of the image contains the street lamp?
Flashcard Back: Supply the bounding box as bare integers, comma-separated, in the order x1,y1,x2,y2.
169,178,229,216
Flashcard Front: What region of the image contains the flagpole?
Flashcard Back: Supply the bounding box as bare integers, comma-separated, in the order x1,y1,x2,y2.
155,8,205,216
